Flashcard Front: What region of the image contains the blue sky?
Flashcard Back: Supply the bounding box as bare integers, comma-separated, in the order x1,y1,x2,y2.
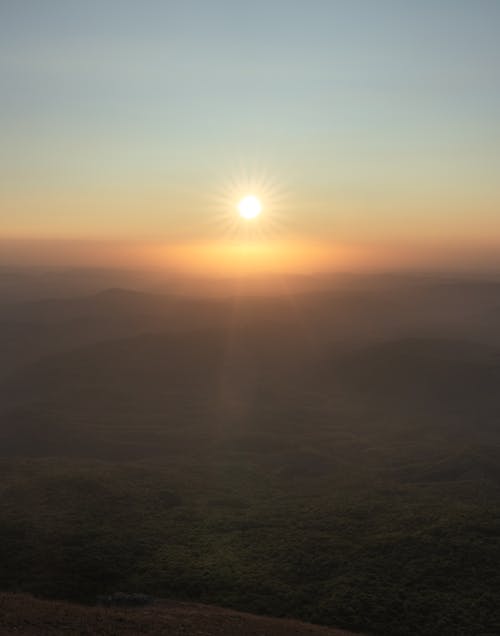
1,1,499,248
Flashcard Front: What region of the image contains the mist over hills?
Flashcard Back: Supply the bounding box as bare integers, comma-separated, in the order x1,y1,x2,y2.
1,270,500,635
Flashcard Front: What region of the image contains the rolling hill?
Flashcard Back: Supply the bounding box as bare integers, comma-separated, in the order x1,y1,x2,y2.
2,277,500,634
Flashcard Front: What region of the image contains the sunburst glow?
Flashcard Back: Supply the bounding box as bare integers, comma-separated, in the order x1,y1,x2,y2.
210,167,287,240
238,195,262,220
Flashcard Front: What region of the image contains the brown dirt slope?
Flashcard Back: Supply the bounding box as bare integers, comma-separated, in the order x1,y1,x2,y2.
0,593,362,636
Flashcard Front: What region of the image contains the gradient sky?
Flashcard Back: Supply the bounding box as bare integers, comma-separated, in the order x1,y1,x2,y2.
1,1,500,271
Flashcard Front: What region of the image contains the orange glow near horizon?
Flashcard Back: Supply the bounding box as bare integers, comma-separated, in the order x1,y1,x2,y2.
3,235,500,276
0,236,366,273
162,240,345,275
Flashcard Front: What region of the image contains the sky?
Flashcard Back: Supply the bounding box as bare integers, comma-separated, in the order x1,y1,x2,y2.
1,1,500,273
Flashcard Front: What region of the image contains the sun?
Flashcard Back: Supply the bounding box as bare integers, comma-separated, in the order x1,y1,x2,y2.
238,195,262,220
210,168,285,237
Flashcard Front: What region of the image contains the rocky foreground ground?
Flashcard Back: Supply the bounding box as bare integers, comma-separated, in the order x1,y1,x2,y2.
0,594,361,635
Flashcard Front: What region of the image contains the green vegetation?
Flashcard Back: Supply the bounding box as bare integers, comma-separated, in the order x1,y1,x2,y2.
1,439,500,635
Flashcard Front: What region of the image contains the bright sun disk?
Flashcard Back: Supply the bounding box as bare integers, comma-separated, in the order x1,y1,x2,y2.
238,195,262,220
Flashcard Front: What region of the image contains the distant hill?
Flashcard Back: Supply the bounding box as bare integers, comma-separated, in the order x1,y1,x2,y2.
2,328,500,458
327,337,500,427
0,323,317,458
3,274,500,381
